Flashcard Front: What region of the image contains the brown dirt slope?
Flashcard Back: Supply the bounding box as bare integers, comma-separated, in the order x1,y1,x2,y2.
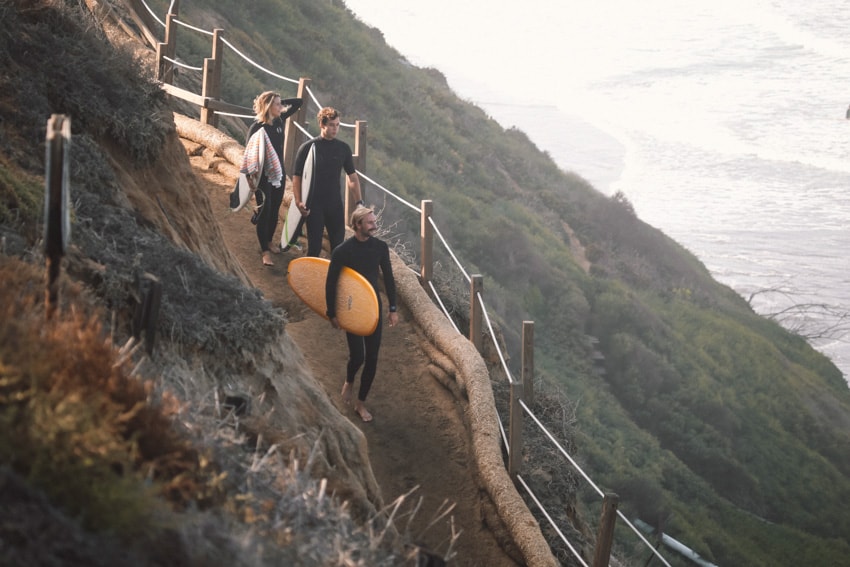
176,116,558,567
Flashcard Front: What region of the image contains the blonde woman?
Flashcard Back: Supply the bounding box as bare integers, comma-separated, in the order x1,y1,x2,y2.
245,91,302,266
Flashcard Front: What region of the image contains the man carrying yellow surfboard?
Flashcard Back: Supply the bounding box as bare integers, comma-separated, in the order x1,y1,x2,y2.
326,206,398,423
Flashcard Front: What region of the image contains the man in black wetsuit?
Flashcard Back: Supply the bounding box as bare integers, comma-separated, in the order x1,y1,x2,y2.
292,107,363,257
325,207,398,422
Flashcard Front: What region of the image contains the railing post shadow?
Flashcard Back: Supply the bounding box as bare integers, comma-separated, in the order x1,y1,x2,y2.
592,493,619,567
420,200,433,284
470,274,483,353
200,28,224,126
508,380,524,479
522,320,534,406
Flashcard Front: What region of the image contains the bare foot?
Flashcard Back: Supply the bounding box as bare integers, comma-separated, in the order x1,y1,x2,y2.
268,242,281,254
341,381,353,405
354,402,373,423
262,251,274,266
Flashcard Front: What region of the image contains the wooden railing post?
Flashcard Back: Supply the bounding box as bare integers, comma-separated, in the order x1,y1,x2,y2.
133,272,162,356
353,119,367,207
522,321,535,406
420,200,433,284
346,119,367,220
508,380,524,479
157,8,179,84
283,77,311,174
354,120,367,175
200,28,224,126
470,274,483,353
592,493,619,567
43,114,71,321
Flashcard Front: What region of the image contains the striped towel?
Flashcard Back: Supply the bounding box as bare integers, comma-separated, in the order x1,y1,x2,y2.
240,127,283,187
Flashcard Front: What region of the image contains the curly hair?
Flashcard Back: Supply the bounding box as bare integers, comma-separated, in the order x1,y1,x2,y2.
317,106,340,126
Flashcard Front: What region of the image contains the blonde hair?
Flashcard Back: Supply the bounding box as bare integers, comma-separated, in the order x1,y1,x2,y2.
253,91,280,124
350,205,374,229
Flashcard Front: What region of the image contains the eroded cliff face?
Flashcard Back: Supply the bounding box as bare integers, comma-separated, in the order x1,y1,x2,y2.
97,124,385,519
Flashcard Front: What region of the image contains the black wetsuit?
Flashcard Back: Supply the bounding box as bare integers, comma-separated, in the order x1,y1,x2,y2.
292,136,356,256
245,97,303,252
326,235,397,402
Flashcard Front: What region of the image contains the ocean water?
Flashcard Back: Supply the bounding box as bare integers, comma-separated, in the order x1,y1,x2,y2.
345,0,850,384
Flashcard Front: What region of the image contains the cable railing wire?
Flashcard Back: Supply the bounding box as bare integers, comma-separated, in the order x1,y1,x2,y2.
519,399,673,567
426,280,461,334
358,171,421,213
477,291,514,383
428,217,471,283
140,0,165,27
520,398,603,496
221,37,300,85
161,55,203,72
516,474,589,567
173,16,213,36
615,512,672,567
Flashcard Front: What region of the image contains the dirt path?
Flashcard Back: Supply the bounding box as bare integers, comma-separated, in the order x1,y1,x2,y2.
185,142,519,567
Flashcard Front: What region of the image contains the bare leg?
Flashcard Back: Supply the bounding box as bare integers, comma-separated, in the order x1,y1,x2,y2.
341,381,353,405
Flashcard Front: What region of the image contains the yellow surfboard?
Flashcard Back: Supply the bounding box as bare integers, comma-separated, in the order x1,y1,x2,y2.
287,257,380,336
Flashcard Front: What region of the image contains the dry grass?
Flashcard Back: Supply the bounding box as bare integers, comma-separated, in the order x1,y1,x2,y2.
0,256,450,566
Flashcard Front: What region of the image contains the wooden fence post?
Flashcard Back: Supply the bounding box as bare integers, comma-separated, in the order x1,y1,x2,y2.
470,274,483,353
353,120,368,209
158,9,179,84
132,272,162,356
43,114,71,320
283,77,311,174
354,120,367,175
522,321,535,406
592,493,619,567
420,200,433,284
346,119,367,220
508,380,524,479
200,28,224,126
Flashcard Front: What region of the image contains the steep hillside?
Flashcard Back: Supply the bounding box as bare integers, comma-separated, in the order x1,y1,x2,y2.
0,2,559,566
3,0,850,566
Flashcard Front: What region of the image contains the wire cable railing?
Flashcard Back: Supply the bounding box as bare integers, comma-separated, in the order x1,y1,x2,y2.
140,1,674,564
517,473,589,567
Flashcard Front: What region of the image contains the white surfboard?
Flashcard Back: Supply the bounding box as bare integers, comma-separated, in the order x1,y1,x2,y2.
230,172,254,213
282,142,314,248
232,128,267,213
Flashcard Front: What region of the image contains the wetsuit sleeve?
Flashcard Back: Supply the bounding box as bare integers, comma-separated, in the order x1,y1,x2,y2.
380,242,397,312
343,144,356,175
280,98,303,120
325,252,344,319
292,141,311,177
